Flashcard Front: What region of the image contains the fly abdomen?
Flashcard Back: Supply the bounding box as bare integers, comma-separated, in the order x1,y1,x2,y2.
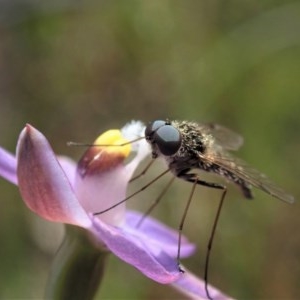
240,184,253,199
200,163,254,199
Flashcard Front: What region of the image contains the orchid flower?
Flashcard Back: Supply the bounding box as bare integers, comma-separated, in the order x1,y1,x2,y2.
0,121,230,299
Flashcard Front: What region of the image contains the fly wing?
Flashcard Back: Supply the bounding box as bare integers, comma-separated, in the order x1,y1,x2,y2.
200,150,294,204
200,123,244,151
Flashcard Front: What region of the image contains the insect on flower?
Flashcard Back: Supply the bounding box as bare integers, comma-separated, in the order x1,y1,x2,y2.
91,119,295,299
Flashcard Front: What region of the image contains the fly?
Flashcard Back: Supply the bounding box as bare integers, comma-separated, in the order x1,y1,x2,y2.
94,119,294,299
145,120,294,204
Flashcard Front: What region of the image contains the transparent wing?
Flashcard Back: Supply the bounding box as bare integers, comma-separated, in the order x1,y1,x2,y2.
200,150,295,204
200,123,244,151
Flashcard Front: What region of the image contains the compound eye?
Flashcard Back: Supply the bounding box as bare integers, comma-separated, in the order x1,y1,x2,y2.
145,120,166,139
153,125,181,156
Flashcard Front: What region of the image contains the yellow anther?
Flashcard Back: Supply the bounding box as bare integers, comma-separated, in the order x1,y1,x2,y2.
94,129,131,158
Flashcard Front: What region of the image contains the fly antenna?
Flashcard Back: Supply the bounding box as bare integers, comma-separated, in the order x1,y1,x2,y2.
67,136,145,148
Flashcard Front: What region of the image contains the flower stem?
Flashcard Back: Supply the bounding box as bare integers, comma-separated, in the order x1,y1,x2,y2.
45,225,109,300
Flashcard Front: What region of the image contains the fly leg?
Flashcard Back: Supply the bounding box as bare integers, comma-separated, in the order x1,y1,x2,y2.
177,172,227,300
94,169,170,215
136,176,175,228
129,159,155,182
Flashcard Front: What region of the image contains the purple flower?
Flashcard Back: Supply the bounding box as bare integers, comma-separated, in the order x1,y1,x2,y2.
0,121,230,299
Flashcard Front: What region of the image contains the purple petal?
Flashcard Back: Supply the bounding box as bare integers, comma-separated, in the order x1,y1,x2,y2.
125,210,196,258
16,124,91,228
57,156,77,187
172,271,232,300
92,216,182,284
0,147,17,185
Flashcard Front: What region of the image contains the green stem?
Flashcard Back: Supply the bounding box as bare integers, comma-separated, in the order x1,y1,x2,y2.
45,225,110,300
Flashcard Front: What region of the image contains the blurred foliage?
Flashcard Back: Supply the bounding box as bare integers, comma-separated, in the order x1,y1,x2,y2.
0,1,299,299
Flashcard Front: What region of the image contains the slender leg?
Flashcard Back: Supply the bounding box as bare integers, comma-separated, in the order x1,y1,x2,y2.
136,176,176,228
178,172,227,300
93,169,170,215
129,159,155,183
204,187,226,300
176,178,198,273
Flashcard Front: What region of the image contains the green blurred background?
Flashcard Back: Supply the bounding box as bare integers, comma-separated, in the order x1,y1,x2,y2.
0,1,299,299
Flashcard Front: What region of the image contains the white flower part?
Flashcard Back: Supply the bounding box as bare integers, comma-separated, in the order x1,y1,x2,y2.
74,121,151,227
121,120,151,178
121,120,145,146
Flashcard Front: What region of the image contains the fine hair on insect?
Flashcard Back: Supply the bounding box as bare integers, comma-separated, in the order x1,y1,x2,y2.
71,119,294,300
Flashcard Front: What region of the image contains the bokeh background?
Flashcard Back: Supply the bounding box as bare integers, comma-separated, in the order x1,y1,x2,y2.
0,1,299,299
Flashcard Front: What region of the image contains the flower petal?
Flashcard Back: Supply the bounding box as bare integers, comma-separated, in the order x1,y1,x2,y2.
125,210,196,258
74,129,132,226
16,124,91,228
57,156,77,187
172,270,232,300
0,147,17,185
75,164,128,226
92,216,182,284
